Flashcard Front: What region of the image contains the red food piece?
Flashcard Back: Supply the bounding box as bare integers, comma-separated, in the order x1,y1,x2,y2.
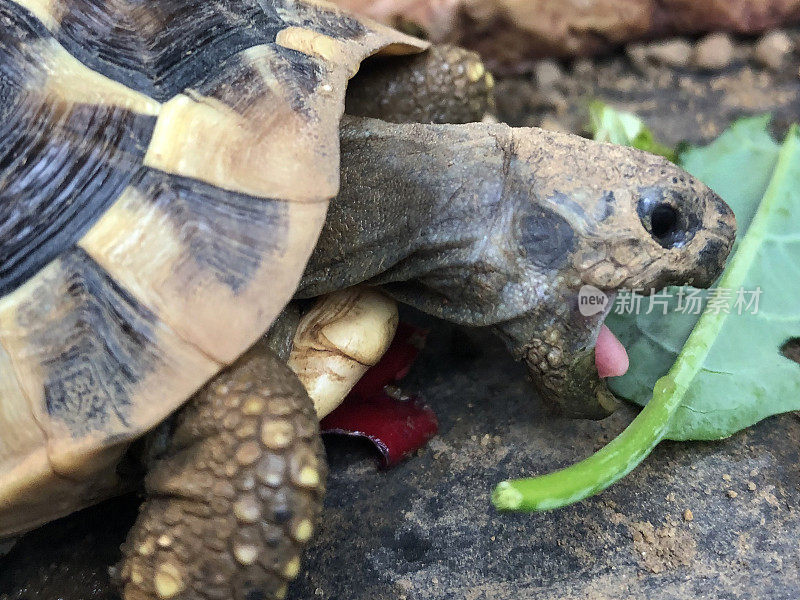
321,392,439,467
320,323,438,467
349,322,428,400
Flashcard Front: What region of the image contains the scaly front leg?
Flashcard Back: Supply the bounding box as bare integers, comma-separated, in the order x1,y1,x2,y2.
117,349,325,600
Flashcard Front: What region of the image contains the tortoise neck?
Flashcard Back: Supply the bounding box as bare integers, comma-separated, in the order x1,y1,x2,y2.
297,116,514,301
297,117,557,329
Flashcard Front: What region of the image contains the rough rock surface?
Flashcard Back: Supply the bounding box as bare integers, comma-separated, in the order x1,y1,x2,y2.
332,0,800,72
2,315,800,600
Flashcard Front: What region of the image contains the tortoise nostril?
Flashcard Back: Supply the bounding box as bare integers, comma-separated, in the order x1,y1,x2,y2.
651,203,679,240
781,338,800,366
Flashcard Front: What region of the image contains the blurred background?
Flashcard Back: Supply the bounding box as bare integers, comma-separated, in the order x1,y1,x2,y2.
338,0,800,144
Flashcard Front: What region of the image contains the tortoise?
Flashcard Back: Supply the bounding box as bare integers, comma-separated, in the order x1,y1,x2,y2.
0,0,737,597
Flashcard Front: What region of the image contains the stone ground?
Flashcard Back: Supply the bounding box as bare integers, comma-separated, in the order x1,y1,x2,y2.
494,28,800,146
2,32,800,600
4,315,800,600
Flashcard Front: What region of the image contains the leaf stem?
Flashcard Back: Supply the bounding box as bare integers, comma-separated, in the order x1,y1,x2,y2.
492,125,800,512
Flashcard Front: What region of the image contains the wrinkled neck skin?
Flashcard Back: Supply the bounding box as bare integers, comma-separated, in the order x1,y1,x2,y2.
301,117,560,323
298,117,614,417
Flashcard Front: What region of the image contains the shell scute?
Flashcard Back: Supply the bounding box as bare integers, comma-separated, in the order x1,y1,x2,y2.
45,0,285,101
0,8,158,296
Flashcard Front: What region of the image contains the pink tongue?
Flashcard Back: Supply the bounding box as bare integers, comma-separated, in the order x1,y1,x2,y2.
595,325,630,378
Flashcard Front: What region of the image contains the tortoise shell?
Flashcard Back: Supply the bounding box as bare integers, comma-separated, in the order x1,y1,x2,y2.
0,0,424,536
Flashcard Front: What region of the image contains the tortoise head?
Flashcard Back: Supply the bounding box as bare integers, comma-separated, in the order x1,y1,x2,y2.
513,129,736,294
498,128,736,417
304,119,737,419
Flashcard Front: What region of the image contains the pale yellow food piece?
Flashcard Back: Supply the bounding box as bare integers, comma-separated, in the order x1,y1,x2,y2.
288,288,398,418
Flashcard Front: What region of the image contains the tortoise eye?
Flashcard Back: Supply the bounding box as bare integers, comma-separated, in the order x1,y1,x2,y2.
641,201,685,248
650,203,680,241
637,188,691,249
